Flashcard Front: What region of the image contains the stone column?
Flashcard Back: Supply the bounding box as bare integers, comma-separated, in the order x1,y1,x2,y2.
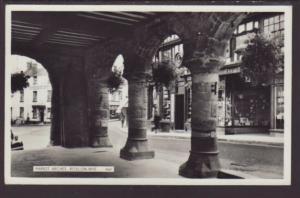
49,80,61,146
120,75,154,160
90,80,112,147
61,68,89,147
179,69,220,178
178,34,225,177
48,71,63,146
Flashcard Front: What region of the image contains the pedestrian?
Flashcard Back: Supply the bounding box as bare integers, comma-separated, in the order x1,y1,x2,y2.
153,109,161,134
120,109,125,128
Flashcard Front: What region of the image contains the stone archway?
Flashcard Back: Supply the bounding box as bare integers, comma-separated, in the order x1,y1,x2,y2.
117,12,247,177
10,55,53,149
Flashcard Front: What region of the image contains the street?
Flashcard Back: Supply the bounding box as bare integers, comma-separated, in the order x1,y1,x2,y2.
12,121,283,179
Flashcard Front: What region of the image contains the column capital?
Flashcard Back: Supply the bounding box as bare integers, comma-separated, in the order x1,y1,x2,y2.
125,71,151,83
183,35,226,74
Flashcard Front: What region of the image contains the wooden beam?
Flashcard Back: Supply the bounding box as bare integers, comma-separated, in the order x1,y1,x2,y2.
48,38,90,45
90,12,140,22
12,31,38,36
57,30,104,39
12,12,133,40
112,12,147,19
77,14,133,26
47,40,88,47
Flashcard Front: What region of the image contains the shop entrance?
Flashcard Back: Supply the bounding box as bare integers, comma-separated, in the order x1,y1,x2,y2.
175,94,184,129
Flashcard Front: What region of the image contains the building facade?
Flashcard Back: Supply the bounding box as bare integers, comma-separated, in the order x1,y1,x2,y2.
109,82,128,119
11,61,52,124
217,13,284,136
152,13,284,135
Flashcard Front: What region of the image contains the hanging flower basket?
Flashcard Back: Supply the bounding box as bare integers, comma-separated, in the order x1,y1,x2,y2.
107,73,124,93
152,59,178,91
240,34,284,86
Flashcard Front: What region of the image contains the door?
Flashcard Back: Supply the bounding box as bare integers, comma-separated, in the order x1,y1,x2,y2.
175,94,184,129
39,107,45,123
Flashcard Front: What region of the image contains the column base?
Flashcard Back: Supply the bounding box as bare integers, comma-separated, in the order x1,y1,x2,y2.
49,140,60,146
179,151,220,178
120,139,155,160
91,136,113,148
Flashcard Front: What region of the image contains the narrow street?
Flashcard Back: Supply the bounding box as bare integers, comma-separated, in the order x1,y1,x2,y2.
12,121,283,179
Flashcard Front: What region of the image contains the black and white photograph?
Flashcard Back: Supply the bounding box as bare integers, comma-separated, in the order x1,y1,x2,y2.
4,4,292,185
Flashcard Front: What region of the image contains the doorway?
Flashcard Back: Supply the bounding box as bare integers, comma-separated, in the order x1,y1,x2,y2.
175,94,184,129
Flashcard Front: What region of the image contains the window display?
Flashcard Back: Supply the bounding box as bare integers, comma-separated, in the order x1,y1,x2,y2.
275,85,284,129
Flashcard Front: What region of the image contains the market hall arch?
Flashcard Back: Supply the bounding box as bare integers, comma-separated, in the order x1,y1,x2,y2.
118,12,248,178
11,44,90,148
10,55,53,149
10,11,248,178
84,39,128,148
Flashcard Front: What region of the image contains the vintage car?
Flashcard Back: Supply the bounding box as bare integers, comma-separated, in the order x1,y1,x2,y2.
11,131,24,151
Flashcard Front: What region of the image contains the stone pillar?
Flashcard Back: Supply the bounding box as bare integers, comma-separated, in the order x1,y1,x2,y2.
49,80,61,146
61,68,89,147
179,70,220,178
120,75,154,160
48,71,63,146
90,80,112,147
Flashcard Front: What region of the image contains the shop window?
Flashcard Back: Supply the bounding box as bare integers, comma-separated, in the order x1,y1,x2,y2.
232,89,270,127
275,85,284,129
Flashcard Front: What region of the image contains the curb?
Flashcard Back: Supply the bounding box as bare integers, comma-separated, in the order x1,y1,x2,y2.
118,127,283,147
217,138,284,147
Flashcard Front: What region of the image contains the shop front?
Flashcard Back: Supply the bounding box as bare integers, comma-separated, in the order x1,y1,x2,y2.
218,72,272,135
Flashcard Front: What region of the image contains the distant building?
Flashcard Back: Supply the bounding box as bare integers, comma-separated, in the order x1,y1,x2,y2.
108,80,128,119
11,61,52,124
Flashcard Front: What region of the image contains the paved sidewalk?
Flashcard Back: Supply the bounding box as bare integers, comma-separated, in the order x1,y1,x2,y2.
119,126,284,147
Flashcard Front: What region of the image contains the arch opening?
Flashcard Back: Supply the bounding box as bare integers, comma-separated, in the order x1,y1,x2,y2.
109,54,128,125
150,34,191,132
10,55,53,150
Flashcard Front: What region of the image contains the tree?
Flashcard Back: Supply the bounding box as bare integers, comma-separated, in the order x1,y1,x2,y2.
107,66,124,93
11,71,30,93
240,34,284,86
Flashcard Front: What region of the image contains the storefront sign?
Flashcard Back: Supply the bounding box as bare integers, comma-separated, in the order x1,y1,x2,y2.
219,67,241,75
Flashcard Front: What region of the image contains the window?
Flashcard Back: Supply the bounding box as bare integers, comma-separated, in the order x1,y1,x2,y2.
229,38,236,61
47,90,52,102
32,107,37,119
33,76,37,85
33,91,37,102
20,107,24,118
275,85,284,129
47,108,51,119
238,24,245,34
20,90,24,102
246,22,253,31
263,14,284,37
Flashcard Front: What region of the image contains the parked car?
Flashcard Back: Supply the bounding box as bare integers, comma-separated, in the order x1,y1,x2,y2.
11,130,24,151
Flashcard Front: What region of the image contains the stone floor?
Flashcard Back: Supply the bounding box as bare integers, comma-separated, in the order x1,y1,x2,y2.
11,146,182,178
